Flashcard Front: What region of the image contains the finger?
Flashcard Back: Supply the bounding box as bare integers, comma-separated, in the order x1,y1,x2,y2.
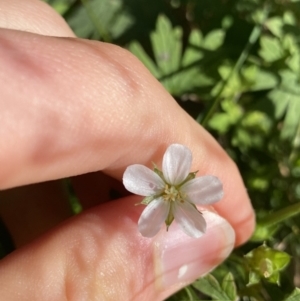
0,29,254,245
0,0,75,37
0,196,235,301
0,172,128,247
0,180,72,247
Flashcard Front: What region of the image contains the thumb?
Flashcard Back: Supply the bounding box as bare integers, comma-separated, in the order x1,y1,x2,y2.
0,196,234,301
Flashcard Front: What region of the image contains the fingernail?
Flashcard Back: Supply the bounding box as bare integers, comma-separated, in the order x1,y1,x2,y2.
154,211,235,289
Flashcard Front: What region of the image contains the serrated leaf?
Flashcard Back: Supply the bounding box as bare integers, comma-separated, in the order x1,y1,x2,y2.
128,41,161,78
268,69,300,140
151,14,182,92
222,273,237,301
283,11,297,25
287,50,300,73
268,89,290,119
209,113,233,134
45,0,74,14
218,66,242,97
64,0,133,40
209,100,243,134
250,69,278,91
129,15,216,95
259,36,284,62
281,96,300,140
193,274,229,300
203,29,225,50
284,288,300,301
182,30,203,66
266,17,283,37
179,30,213,91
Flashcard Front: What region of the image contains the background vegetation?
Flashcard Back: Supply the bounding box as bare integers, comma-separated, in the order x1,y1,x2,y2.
7,0,300,300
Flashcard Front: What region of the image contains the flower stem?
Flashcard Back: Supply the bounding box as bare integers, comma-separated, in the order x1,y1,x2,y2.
199,4,270,127
258,202,300,228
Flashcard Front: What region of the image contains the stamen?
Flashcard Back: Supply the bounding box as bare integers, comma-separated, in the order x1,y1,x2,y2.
163,184,181,202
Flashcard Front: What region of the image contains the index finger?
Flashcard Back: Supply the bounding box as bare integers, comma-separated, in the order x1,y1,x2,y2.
0,29,254,245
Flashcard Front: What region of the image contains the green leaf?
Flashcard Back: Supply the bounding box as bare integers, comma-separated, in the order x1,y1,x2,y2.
184,286,201,301
249,69,278,91
202,29,225,50
45,0,74,14
209,113,233,134
222,273,237,301
166,286,198,301
64,0,133,40
193,274,231,300
266,17,283,37
245,244,291,285
129,15,216,95
283,11,297,25
284,288,300,301
182,30,203,65
129,42,161,78
217,65,242,97
251,223,279,242
151,15,182,91
270,250,291,271
268,69,300,140
209,99,243,134
281,97,300,140
268,271,280,284
248,271,260,286
259,36,284,62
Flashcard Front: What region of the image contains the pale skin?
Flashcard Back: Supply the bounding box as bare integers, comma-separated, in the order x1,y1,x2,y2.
0,0,255,300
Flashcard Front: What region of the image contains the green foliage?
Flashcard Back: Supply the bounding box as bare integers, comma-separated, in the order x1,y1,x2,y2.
245,243,291,285
129,15,220,96
49,0,134,40
193,273,238,301
284,288,300,301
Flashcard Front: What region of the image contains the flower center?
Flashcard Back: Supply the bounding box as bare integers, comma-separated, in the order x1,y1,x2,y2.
163,184,185,203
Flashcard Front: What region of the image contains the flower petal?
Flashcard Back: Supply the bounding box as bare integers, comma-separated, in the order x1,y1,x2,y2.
123,164,165,196
162,144,192,185
173,200,206,238
138,197,169,237
181,175,223,205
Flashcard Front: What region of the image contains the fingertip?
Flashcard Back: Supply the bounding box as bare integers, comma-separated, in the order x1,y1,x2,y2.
0,196,235,301
0,0,75,37
153,211,235,300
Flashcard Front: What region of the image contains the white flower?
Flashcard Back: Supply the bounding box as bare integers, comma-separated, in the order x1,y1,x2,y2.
123,144,223,238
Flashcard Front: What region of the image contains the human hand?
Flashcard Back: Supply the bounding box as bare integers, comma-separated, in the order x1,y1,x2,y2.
0,0,255,300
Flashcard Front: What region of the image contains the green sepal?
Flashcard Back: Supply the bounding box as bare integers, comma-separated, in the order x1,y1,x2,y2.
152,163,166,182
136,195,156,206
248,271,260,286
178,171,198,187
165,206,174,230
165,218,174,230
191,202,202,214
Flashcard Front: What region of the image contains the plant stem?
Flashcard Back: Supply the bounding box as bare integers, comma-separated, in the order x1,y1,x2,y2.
258,202,300,228
200,5,270,127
